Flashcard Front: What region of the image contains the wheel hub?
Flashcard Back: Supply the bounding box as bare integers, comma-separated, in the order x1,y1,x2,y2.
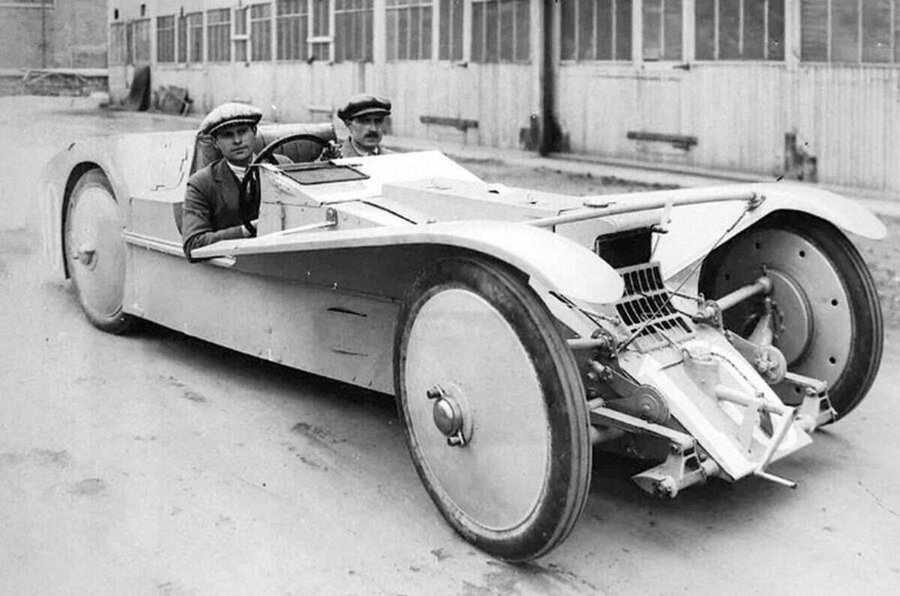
427,385,471,447
765,269,812,364
74,244,97,269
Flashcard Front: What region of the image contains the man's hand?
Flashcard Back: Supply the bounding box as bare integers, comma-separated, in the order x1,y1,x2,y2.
242,219,259,238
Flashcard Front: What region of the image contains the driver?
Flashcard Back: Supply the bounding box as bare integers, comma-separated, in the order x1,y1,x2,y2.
181,102,287,261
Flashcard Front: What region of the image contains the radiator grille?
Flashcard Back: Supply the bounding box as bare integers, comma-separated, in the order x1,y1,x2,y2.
615,262,693,351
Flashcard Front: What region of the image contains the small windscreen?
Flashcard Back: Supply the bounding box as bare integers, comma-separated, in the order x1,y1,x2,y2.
279,162,369,185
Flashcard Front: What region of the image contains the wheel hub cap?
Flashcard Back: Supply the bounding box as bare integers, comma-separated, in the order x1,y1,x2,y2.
427,385,469,447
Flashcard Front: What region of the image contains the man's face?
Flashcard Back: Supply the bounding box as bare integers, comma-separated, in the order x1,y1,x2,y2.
347,114,386,151
213,124,256,166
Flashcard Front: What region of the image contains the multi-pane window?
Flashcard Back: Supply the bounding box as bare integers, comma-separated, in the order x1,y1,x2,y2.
643,0,681,60
561,0,632,61
177,14,187,62
251,4,273,61
109,22,126,65
335,0,373,62
186,12,204,63
310,0,332,60
801,0,900,63
132,19,151,64
439,0,463,60
277,0,308,61
157,15,176,63
386,0,431,61
234,7,249,62
695,0,784,61
471,0,530,63
207,9,231,62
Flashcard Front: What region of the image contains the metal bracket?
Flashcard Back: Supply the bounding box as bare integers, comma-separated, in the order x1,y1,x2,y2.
784,371,836,431
591,404,718,498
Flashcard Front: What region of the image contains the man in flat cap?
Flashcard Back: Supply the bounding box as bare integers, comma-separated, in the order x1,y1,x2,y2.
181,102,274,261
337,93,392,157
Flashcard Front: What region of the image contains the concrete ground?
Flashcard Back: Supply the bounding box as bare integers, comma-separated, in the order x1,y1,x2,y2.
1,96,899,595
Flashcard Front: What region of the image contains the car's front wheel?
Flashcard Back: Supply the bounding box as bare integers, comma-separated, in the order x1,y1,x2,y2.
394,256,592,562
64,168,134,334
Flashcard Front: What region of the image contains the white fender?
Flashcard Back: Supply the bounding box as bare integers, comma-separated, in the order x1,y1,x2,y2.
653,182,886,279
192,219,625,304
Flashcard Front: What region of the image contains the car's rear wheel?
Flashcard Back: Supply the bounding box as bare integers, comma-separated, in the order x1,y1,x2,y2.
699,212,883,420
394,257,591,562
64,168,134,334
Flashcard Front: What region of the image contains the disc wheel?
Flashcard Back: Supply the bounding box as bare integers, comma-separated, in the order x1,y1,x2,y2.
64,169,134,334
699,212,883,420
394,257,591,562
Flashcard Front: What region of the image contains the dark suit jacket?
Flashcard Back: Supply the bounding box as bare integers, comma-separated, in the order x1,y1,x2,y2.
181,158,250,260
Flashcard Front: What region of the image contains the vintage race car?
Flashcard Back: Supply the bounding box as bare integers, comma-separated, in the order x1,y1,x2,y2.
39,122,885,562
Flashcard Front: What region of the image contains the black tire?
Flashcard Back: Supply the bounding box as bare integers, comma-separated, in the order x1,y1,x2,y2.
699,212,883,420
64,169,135,334
394,256,591,562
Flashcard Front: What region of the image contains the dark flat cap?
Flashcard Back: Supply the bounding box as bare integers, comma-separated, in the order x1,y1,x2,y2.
199,102,263,136
337,94,391,121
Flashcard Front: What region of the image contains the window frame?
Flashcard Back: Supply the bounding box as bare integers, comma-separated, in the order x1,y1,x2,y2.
156,15,176,63
694,0,785,62
470,0,530,64
385,0,431,62
250,3,273,62
335,0,374,63
560,0,634,63
207,8,232,63
185,11,204,64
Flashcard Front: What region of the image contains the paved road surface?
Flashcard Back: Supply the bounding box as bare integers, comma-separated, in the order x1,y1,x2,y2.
1,97,898,595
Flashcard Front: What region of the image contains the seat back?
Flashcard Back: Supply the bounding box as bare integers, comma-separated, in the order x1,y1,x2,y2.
189,122,337,174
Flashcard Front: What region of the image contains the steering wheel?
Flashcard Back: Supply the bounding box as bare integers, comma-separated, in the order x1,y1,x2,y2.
238,132,333,236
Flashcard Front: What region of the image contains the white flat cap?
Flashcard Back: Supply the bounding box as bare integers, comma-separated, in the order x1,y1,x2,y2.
199,102,263,136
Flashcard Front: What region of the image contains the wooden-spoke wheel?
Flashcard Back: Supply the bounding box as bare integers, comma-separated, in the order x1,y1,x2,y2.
699,212,883,420
64,169,133,334
394,257,591,562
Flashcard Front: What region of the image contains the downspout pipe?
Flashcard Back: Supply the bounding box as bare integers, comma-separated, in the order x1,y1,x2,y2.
539,0,561,156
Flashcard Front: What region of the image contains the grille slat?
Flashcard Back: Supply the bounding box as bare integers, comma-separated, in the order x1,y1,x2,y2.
614,262,694,351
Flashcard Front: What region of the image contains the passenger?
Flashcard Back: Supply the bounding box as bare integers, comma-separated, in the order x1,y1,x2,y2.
181,102,282,261
336,94,392,157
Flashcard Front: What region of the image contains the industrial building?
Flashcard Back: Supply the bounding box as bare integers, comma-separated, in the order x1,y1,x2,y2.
106,1,900,195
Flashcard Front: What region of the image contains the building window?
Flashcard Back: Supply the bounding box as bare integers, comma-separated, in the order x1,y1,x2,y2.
186,12,204,63
207,8,231,62
157,15,176,63
471,0,530,63
335,0,373,62
178,14,187,62
561,0,632,61
110,22,126,65
438,0,463,60
643,0,681,60
801,0,899,63
309,0,331,61
130,18,151,64
386,0,430,61
251,3,273,61
277,0,308,61
234,7,249,62
695,0,784,61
